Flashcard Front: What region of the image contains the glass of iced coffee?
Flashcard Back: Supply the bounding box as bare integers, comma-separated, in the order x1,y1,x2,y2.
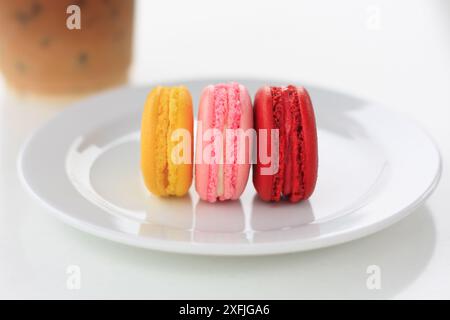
0,0,134,97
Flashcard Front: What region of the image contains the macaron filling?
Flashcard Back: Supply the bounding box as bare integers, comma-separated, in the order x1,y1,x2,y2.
270,87,285,201
155,87,170,194
270,86,305,202
206,86,225,202
166,88,180,195
152,87,186,196
222,83,241,200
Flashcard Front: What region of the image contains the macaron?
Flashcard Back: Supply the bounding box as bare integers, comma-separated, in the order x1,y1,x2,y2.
253,85,318,202
141,86,193,197
195,83,253,202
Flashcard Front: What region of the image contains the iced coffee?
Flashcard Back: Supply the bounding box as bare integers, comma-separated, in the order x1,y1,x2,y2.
0,0,134,97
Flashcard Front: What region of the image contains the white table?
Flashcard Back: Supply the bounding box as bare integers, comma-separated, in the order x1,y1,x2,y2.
1,0,449,299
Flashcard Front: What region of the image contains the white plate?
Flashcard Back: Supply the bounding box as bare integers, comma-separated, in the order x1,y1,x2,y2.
18,79,442,256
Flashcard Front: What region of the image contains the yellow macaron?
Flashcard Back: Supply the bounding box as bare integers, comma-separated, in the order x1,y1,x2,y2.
141,86,193,196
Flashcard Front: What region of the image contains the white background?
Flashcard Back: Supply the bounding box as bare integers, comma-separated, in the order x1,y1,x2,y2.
1,0,449,299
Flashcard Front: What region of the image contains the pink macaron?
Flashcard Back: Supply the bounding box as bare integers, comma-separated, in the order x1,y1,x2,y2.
195,83,253,202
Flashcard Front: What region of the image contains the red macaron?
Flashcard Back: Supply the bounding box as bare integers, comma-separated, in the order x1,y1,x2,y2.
253,85,318,202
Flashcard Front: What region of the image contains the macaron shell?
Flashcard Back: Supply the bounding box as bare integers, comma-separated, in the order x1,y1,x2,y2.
170,87,194,196
270,86,287,201
222,84,239,200
252,86,276,201
282,88,294,198
297,86,318,199
279,85,303,202
232,84,253,199
141,87,165,196
195,85,215,201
